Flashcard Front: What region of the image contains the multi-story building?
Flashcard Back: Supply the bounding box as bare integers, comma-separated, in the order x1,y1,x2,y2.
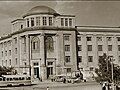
0,5,120,80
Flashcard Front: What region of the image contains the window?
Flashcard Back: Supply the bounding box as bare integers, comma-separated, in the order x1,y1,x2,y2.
69,18,72,26
14,38,17,44
32,37,40,51
118,45,120,51
2,60,3,66
78,56,82,62
43,17,47,25
87,37,92,41
5,60,7,66
64,35,69,41
78,45,82,51
2,51,3,57
61,18,64,26
97,37,102,41
117,37,120,41
15,58,17,65
27,18,29,27
15,48,17,54
90,67,94,71
31,18,34,27
21,25,23,29
9,59,11,65
77,37,81,41
65,18,68,26
48,62,53,65
9,50,11,56
24,62,26,66
33,62,39,66
5,51,7,56
67,68,71,73
98,45,102,51
23,38,26,52
45,36,54,52
65,45,70,51
107,37,112,41
36,17,40,26
88,56,93,62
87,45,92,51
108,45,112,51
49,17,52,26
65,56,70,63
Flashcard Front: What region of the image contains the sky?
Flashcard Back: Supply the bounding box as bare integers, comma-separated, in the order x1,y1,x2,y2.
1,1,120,35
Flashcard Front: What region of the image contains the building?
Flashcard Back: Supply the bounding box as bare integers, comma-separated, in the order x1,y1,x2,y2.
0,5,120,80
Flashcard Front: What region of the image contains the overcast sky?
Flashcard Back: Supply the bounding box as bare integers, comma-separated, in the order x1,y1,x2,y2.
1,1,120,35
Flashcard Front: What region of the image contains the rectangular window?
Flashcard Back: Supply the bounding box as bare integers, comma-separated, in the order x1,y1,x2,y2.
61,18,64,26
67,68,71,73
64,35,69,41
9,59,11,65
77,37,81,41
48,62,53,65
2,51,3,57
69,18,72,26
43,17,47,25
49,17,52,26
65,18,68,26
5,60,7,66
15,58,17,65
14,38,17,44
78,56,82,62
36,17,40,26
98,45,102,51
31,18,34,27
107,37,112,41
118,45,120,51
2,60,3,66
15,48,17,54
65,56,70,63
5,51,7,56
86,37,92,41
117,37,120,41
108,45,112,51
65,45,70,51
33,62,39,66
87,45,92,51
88,56,93,62
9,50,11,56
78,45,82,51
27,18,29,27
97,37,102,41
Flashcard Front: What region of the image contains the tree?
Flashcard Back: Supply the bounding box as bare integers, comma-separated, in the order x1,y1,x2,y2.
95,53,120,83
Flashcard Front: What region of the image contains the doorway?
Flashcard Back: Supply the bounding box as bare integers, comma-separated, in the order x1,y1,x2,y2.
47,67,53,79
34,67,39,78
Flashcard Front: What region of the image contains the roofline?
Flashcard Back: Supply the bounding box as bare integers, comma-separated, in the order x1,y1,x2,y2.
59,15,75,17
11,19,24,23
76,25,120,28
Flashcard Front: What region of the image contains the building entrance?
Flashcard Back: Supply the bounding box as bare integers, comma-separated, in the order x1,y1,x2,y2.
47,67,53,79
34,67,39,78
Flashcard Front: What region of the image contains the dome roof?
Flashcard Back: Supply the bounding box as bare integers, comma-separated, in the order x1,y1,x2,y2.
23,6,59,18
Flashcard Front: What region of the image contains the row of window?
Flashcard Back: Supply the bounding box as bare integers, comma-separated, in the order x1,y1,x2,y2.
61,18,73,27
78,56,93,63
2,58,18,66
77,36,120,41
27,17,53,27
78,45,120,51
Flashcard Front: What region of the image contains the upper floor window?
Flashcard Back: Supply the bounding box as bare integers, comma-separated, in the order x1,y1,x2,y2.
107,37,112,41
27,18,29,27
45,36,54,52
5,51,7,56
97,37,102,41
77,37,81,41
78,56,82,62
21,25,23,29
49,17,52,26
43,17,47,26
98,45,103,51
87,45,92,51
33,62,39,66
2,51,3,57
61,18,64,26
65,45,70,51
78,45,82,51
15,48,17,54
88,56,93,62
65,56,70,63
31,18,34,27
86,37,92,41
65,18,68,26
118,45,120,51
32,37,40,51
36,17,40,26
69,18,72,26
9,59,11,65
64,35,70,41
15,58,17,65
117,37,120,41
108,45,112,51
9,50,11,56
14,38,17,44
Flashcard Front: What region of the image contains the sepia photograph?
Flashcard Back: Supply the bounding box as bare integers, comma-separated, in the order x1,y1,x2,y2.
0,0,120,90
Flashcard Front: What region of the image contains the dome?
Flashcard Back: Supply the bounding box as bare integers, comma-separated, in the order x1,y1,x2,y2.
23,6,59,18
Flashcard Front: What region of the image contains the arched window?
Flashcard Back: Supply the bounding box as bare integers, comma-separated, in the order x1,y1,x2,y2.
31,36,40,51
45,36,54,52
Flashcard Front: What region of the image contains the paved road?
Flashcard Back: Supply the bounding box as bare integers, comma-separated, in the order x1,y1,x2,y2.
0,81,102,90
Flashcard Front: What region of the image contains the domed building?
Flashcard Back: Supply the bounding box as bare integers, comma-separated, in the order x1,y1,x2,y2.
1,5,120,81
